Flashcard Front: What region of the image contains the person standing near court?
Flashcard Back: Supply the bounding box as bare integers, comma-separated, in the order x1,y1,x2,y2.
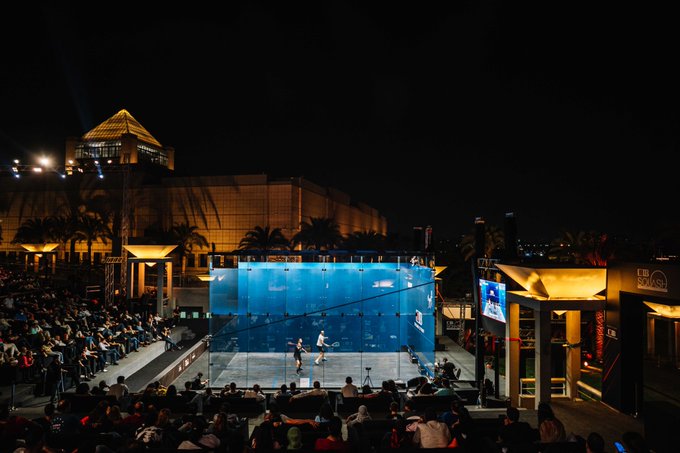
314,330,330,365
288,338,307,374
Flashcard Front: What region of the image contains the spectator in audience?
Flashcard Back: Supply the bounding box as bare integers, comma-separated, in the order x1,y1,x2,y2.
75,381,91,395
244,383,266,402
97,336,120,366
416,381,435,396
412,407,451,448
537,401,566,443
499,406,537,445
381,418,410,449
165,384,178,397
180,381,197,399
347,405,372,428
586,432,605,453
402,401,419,421
107,375,130,401
387,401,402,420
276,384,291,398
289,381,301,395
286,426,303,450
121,401,147,429
0,331,19,357
47,399,81,451
17,346,35,382
222,382,242,398
315,402,335,424
91,380,110,395
314,416,346,450
434,378,456,396
190,372,208,390
291,380,327,400
621,431,650,453
31,402,55,435
342,376,359,398
439,400,461,427
160,326,182,351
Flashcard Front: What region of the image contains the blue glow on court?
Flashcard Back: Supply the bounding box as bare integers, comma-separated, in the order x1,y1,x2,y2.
208,262,435,370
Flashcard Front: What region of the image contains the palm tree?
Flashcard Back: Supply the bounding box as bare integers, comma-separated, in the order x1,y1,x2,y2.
291,217,343,251
54,178,89,265
12,217,54,244
549,230,613,266
48,215,78,262
459,225,505,261
77,213,113,266
239,226,290,253
170,222,209,277
343,230,386,251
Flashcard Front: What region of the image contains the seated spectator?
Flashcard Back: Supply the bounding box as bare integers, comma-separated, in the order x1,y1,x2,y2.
160,326,182,351
244,384,266,402
434,378,456,396
106,375,130,401
387,401,402,420
412,407,451,448
275,384,290,398
315,402,335,424
402,401,419,421
180,381,197,399
314,416,347,451
222,382,243,398
291,380,327,400
342,376,359,398
347,405,371,428
165,384,178,397
537,401,566,443
75,382,91,395
586,432,605,453
439,400,461,427
190,372,208,390
381,418,410,449
91,380,110,395
287,426,303,450
498,406,536,445
289,382,301,395
621,431,650,453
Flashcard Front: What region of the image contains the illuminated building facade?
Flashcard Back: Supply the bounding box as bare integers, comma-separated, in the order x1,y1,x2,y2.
0,110,387,268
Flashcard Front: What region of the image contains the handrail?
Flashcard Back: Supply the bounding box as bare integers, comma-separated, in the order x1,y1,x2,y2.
577,380,601,400
519,377,566,396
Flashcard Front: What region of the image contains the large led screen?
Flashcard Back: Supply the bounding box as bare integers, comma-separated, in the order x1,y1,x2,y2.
480,278,507,323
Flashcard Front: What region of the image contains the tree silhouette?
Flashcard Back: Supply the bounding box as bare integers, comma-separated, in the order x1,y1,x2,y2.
239,226,290,253
459,225,505,261
170,222,209,277
12,217,54,244
342,230,386,251
291,217,343,251
77,213,113,266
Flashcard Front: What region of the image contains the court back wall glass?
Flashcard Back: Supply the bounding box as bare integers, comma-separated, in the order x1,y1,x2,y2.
208,262,435,388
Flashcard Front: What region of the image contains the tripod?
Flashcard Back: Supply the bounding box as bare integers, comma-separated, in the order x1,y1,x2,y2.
362,368,373,387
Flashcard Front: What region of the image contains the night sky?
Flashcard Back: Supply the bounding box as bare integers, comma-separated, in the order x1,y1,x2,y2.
1,2,679,243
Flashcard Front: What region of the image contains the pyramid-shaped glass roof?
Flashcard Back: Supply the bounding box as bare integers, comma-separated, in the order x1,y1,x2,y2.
82,109,162,148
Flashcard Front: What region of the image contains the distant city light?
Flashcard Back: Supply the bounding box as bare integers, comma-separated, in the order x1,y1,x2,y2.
38,157,51,167
33,167,43,173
